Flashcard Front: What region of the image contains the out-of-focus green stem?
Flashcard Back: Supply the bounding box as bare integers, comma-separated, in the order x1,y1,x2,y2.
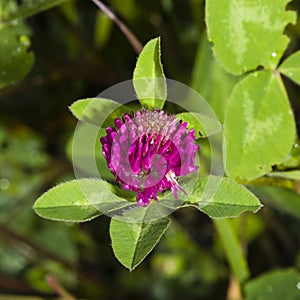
90,0,142,54
46,275,76,300
214,218,250,284
237,176,295,190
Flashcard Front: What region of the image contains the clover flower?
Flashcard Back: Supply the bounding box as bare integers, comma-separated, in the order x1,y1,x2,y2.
100,109,199,206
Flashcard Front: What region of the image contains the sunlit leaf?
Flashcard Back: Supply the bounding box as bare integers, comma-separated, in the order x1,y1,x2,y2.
34,178,139,222
69,98,131,128
110,216,171,270
34,178,136,222
224,71,295,179
34,179,102,222
206,0,295,74
189,176,262,218
175,112,222,138
133,37,166,109
279,50,300,86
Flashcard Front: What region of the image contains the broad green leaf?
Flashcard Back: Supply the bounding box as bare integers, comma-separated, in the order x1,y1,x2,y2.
267,170,300,180
251,186,300,220
69,98,131,128
225,71,295,179
5,0,69,21
133,37,166,109
214,219,250,283
189,176,262,218
245,268,300,300
110,216,171,270
206,0,295,74
175,112,222,138
190,32,238,122
279,50,300,85
0,23,34,89
33,179,133,222
34,179,101,222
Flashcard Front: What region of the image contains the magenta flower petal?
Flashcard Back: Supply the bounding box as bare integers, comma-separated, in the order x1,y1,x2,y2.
100,109,199,206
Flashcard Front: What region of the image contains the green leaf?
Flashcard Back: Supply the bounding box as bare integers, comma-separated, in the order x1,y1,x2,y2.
0,23,34,89
224,71,295,179
251,186,300,220
206,0,295,74
190,32,238,123
133,37,166,109
279,50,300,85
214,219,250,283
189,176,262,218
5,0,70,21
33,179,132,222
245,268,300,300
69,98,131,128
110,216,171,270
175,112,222,138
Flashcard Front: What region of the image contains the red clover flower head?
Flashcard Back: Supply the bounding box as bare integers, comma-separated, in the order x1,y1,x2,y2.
100,109,199,206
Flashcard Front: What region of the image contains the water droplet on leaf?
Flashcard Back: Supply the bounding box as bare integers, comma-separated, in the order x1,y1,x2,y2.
20,35,30,47
271,52,277,57
0,178,10,190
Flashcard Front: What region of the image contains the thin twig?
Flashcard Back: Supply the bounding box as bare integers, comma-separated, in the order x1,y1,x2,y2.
46,275,76,300
90,0,143,54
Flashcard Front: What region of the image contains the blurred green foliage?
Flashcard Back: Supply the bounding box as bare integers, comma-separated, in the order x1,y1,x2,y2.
1,0,300,299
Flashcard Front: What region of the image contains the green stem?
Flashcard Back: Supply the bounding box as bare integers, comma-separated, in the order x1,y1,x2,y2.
237,176,294,190
46,275,76,300
90,0,142,54
213,218,250,284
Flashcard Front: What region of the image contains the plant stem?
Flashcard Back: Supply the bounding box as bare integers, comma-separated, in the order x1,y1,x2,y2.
237,176,295,190
214,219,250,284
46,275,76,300
90,0,142,54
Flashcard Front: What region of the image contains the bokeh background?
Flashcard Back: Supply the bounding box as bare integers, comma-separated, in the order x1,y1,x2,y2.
1,0,300,299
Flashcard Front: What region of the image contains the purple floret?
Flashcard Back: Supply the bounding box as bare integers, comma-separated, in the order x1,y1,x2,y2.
100,109,199,206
